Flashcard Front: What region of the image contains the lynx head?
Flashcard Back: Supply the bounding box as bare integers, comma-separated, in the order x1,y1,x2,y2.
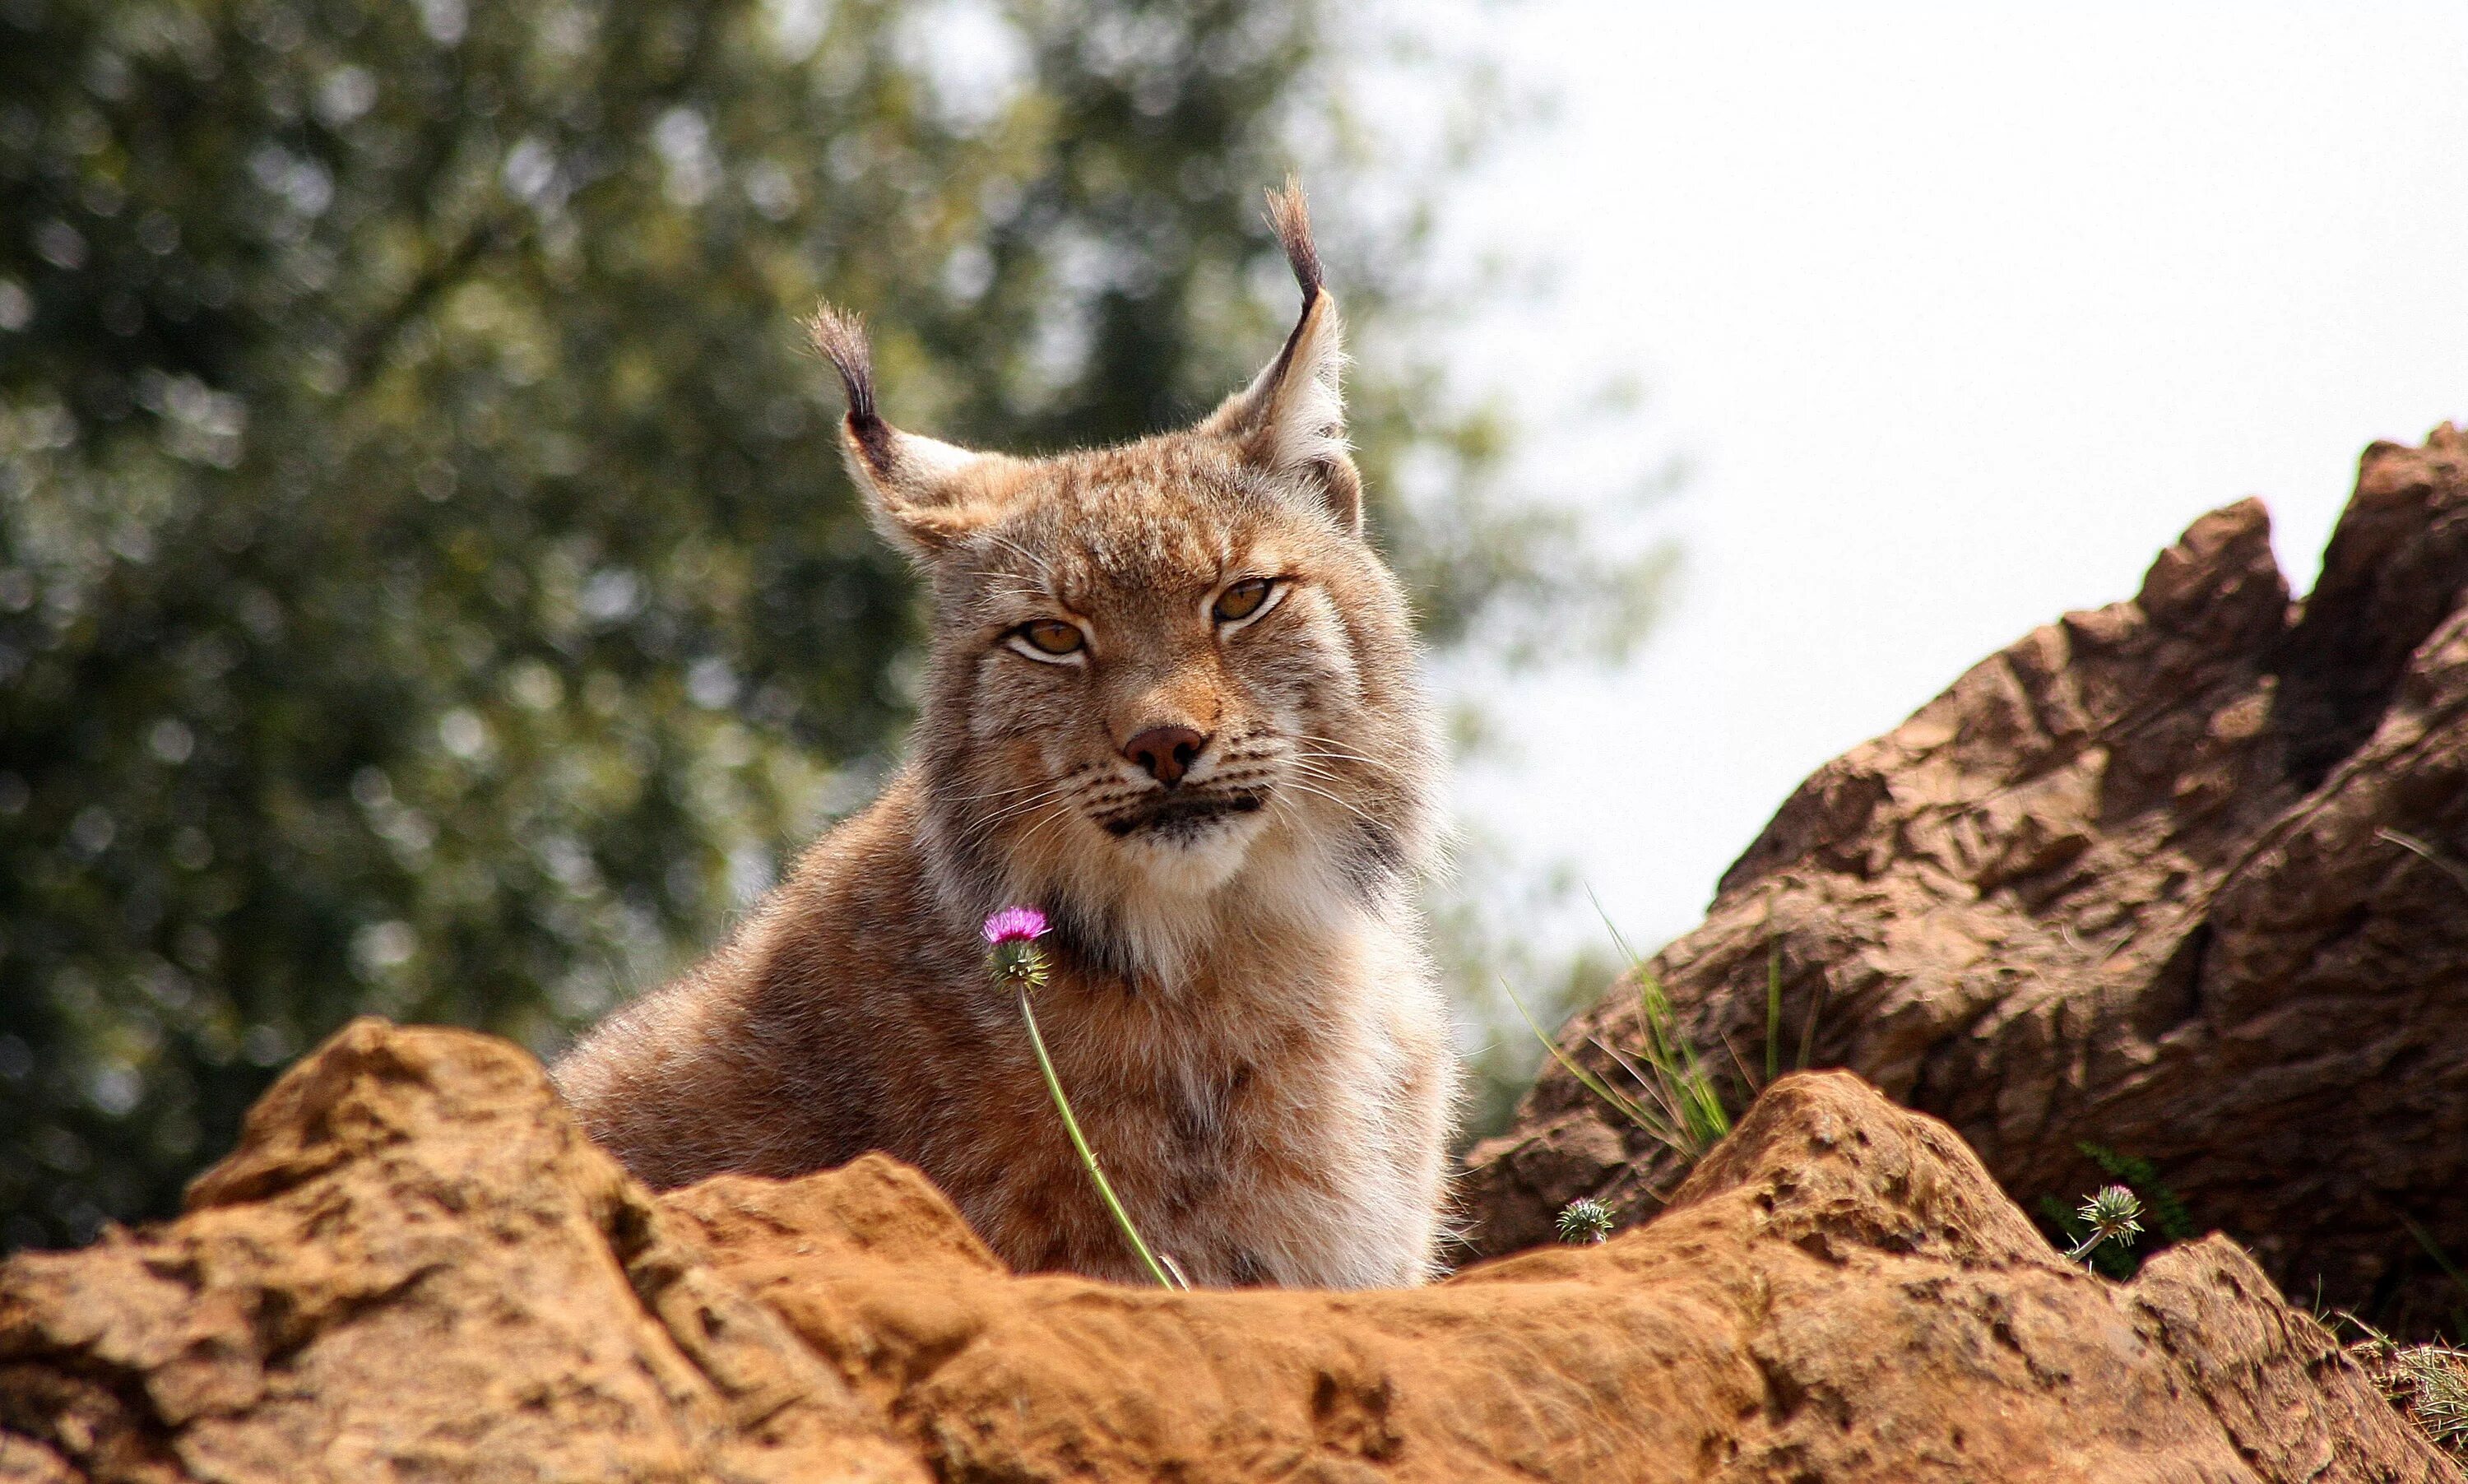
811,183,1440,984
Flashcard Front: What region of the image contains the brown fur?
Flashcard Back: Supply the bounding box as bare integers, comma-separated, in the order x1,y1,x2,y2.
554,184,1457,1287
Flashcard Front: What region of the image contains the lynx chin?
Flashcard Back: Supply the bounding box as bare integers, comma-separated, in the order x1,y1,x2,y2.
554,183,1459,1289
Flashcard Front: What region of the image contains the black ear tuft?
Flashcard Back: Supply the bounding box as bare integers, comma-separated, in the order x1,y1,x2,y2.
1193,179,1361,535
1264,176,1323,308
807,304,892,470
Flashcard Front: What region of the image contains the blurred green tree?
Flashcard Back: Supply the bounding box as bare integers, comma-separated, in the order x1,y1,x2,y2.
0,0,1668,1246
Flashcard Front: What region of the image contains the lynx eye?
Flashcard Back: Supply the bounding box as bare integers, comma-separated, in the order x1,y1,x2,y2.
1012,619,1085,658
1212,577,1277,625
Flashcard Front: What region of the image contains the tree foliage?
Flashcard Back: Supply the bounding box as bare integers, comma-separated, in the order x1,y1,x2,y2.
0,0,1663,1247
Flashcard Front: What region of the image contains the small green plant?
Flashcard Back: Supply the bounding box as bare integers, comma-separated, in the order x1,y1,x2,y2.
2038,1144,2193,1278
1501,968,1725,1163
2037,1194,2127,1278
986,907,1186,1292
1557,1198,1616,1245
1505,897,1821,1172
2078,1143,2197,1242
2061,1185,2144,1267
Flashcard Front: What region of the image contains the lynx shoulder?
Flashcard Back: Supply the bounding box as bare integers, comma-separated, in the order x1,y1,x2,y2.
554,183,1459,1289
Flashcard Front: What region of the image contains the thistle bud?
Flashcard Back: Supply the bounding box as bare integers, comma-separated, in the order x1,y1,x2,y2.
2065,1183,2145,1264
1556,1197,1615,1245
2079,1184,2144,1246
983,906,1051,990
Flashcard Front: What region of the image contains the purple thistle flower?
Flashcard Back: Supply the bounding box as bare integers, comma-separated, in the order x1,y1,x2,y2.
983,906,1053,993
981,905,1050,946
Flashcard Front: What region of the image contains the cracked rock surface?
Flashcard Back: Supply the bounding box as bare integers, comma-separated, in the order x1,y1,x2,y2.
1464,426,2468,1338
4,1022,2453,1481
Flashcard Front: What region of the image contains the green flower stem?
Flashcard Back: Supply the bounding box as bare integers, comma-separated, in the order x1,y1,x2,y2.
1014,984,1182,1291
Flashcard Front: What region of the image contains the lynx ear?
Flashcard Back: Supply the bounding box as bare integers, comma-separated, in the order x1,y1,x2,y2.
809,305,1018,558
1199,179,1362,536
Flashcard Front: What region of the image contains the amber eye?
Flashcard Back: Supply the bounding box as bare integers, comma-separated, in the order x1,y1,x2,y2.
1014,619,1085,656
1213,577,1275,624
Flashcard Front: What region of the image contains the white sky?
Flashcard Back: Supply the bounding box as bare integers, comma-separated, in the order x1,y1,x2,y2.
1440,3,2468,952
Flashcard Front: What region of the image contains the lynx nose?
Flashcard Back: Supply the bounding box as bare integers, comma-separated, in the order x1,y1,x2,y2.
1122,726,1208,788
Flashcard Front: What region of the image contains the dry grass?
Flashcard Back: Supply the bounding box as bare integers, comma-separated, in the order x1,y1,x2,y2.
2344,1319,2468,1459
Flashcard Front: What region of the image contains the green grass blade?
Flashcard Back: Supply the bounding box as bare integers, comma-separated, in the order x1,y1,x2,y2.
2405,1217,2468,1305
1794,974,1826,1071
1584,882,1647,972
2380,828,2468,896
1587,1035,1688,1148
1764,941,1782,1085
1674,1035,1731,1148
1563,888,1735,1158
1500,976,1668,1140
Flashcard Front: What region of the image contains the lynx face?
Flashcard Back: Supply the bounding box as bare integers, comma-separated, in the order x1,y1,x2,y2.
812,186,1440,983
923,442,1426,921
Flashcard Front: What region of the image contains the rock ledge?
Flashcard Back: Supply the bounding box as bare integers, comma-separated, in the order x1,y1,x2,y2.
3,1019,2453,1482
1468,427,2468,1338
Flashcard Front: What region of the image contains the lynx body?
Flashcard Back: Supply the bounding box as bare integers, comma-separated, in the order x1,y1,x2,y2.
554,188,1457,1287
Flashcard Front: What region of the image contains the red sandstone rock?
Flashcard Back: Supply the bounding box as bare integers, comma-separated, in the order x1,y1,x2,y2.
3,1022,2455,1481
0,1020,917,1484
1464,427,2468,1340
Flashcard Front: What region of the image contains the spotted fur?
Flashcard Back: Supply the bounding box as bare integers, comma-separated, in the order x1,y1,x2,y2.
554,184,1457,1288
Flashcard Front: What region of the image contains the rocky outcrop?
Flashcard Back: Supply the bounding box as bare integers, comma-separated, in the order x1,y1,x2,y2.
0,1020,919,1484
1464,426,2468,1338
3,1020,2456,1481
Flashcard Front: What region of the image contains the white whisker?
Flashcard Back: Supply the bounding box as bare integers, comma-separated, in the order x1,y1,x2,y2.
943,769,1090,805
1277,775,1385,831
955,777,1093,849
1009,798,1081,857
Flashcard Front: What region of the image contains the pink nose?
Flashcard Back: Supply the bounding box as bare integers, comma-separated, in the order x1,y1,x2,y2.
1122,726,1208,787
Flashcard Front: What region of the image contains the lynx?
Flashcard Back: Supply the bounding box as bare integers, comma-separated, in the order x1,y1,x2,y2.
553,185,1458,1288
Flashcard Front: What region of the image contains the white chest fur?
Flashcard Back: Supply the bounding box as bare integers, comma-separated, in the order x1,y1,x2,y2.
1138,911,1457,1289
